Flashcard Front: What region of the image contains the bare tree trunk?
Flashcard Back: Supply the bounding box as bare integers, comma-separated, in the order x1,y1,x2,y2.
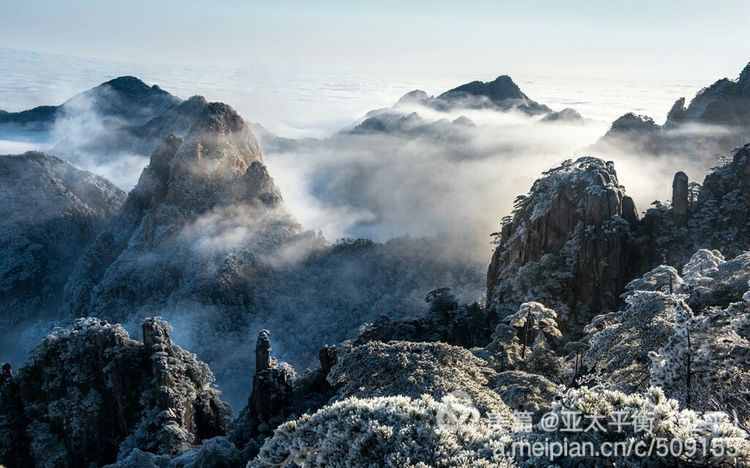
686,325,692,409
522,320,529,359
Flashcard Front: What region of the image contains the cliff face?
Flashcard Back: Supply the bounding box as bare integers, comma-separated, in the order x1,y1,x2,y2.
0,152,125,352
0,317,230,467
488,145,750,340
486,157,641,334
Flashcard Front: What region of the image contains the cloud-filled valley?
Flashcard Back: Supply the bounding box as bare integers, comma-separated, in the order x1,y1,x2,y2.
3,45,750,467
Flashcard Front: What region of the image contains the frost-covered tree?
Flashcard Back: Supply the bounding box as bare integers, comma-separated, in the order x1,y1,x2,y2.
623,264,684,296
327,341,512,417
488,302,563,381
519,386,750,467
583,290,692,392
506,302,562,359
650,298,750,427
250,395,515,468
563,340,590,385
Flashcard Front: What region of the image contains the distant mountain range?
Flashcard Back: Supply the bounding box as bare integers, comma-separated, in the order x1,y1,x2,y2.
596,62,750,161
0,76,179,136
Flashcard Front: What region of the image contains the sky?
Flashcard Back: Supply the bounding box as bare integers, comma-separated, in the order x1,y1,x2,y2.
1,0,748,138
1,0,748,82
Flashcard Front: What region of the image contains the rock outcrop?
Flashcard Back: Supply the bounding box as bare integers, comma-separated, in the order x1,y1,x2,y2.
672,171,689,225
486,157,641,335
540,107,584,124
0,317,231,467
642,144,750,265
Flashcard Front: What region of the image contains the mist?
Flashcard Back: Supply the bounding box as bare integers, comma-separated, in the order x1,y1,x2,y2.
264,103,720,266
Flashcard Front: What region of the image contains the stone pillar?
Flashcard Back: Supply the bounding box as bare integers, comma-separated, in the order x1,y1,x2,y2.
319,345,338,377
621,195,639,225
142,317,172,352
672,172,689,225
256,329,271,372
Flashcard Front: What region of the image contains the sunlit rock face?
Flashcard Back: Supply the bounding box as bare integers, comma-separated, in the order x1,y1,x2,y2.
63,100,295,321
486,157,641,335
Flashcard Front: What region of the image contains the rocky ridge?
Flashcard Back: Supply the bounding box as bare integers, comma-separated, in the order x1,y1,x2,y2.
597,62,750,162
0,152,125,359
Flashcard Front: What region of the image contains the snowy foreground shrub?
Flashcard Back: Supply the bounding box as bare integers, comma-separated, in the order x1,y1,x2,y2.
491,371,559,417
519,387,750,467
583,290,692,392
250,395,515,468
328,341,511,416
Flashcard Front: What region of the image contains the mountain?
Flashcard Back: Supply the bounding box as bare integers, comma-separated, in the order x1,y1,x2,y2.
0,151,125,359
341,75,573,139
0,317,230,467
486,143,750,339
0,76,179,137
9,71,750,467
58,98,485,407
665,62,750,127
63,100,291,321
432,75,552,115
597,61,750,162
642,143,750,266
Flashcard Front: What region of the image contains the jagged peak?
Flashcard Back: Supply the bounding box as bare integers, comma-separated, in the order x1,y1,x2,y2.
609,112,659,133
187,101,246,134
513,156,623,224
174,100,262,170
396,89,430,106
439,74,528,102
126,100,278,218
99,75,169,97
739,62,750,88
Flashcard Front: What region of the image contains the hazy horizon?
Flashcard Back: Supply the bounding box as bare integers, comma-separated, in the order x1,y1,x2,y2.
1,46,743,140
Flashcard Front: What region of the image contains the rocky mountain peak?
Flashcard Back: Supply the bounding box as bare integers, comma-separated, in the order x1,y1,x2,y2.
665,97,687,125
396,89,431,107
99,76,171,99
739,62,750,92
430,74,552,114
0,317,230,466
610,112,659,133
439,75,526,103
487,157,640,333
129,100,272,215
